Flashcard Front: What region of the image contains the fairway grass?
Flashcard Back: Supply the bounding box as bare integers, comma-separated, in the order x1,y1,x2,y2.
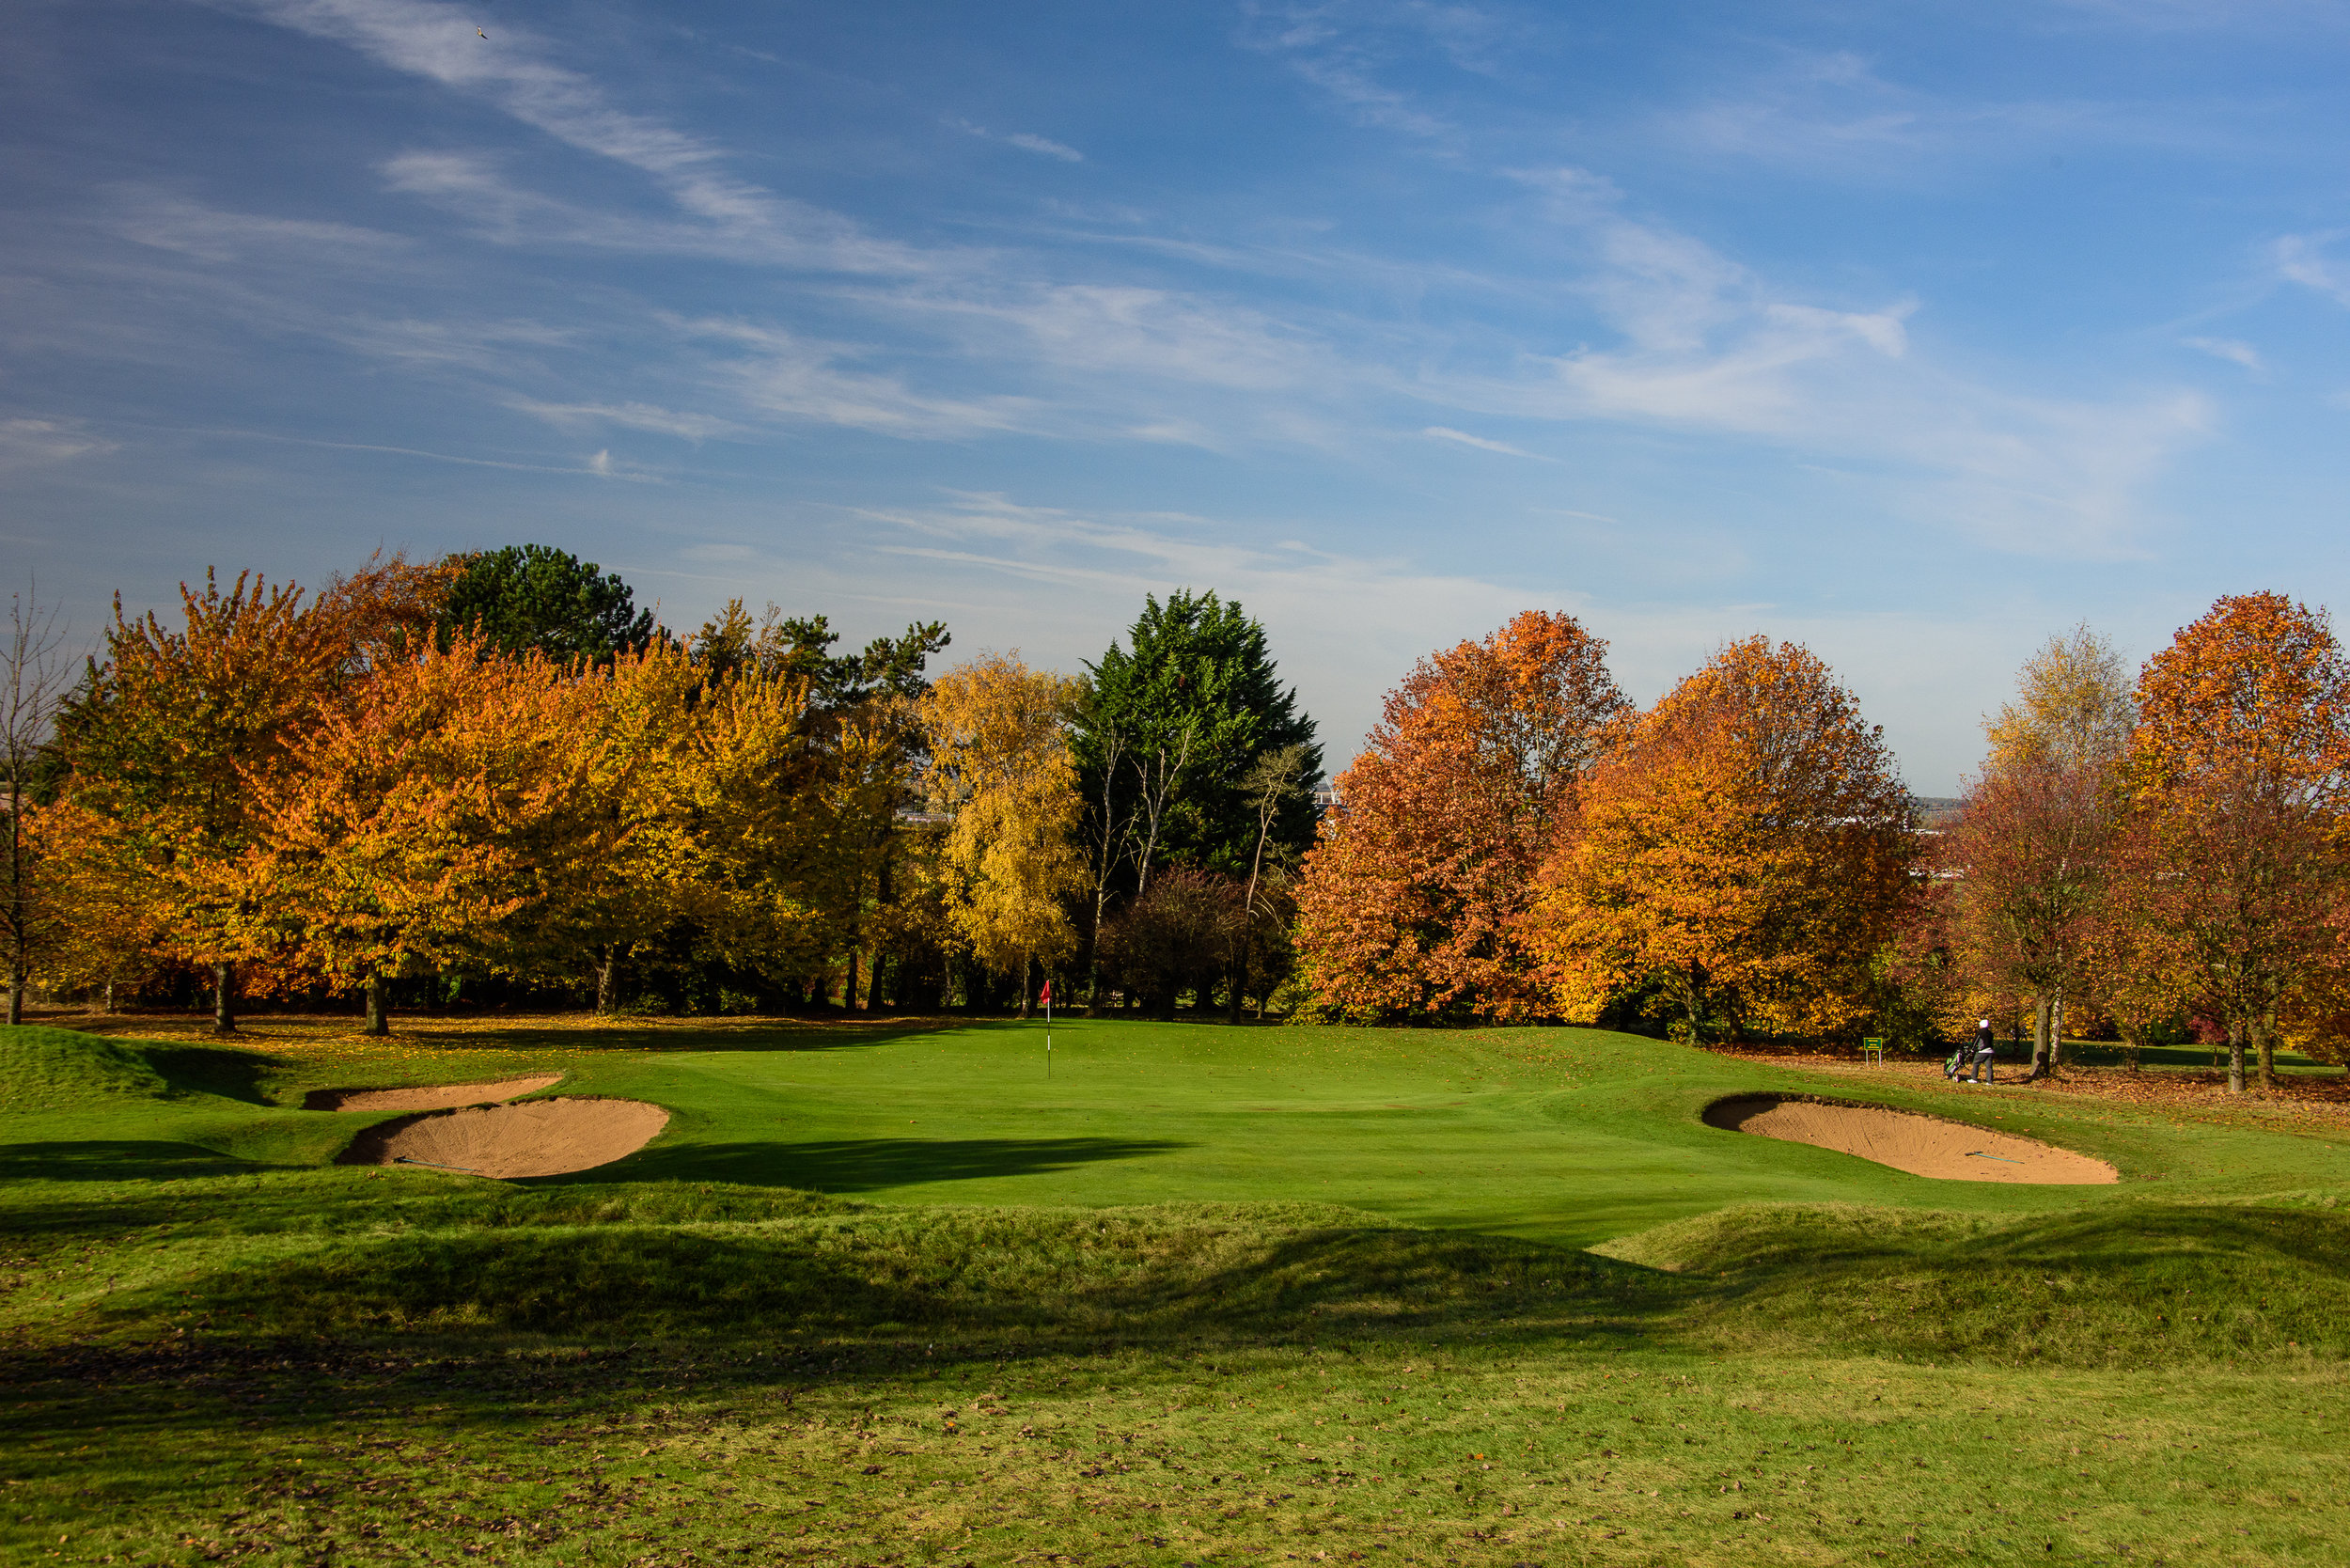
5,1017,2348,1566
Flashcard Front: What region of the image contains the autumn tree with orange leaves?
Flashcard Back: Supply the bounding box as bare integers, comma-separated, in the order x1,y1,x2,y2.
1531,637,1915,1041
237,637,616,1033
44,559,459,1029
1292,611,1626,1022
2121,592,2350,1093
49,572,355,1030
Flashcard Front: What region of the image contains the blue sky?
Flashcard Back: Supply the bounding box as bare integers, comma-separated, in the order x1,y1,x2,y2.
7,0,2350,789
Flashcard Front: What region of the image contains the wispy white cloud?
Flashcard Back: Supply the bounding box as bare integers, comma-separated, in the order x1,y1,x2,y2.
175,426,637,477
174,0,2209,556
1400,166,2209,557
327,315,577,372
2276,232,2350,306
1236,1,1465,141
509,400,741,441
106,188,408,262
681,319,1041,437
949,118,1085,162
1004,132,1085,163
375,149,942,274
1421,425,1545,459
0,418,115,470
231,0,951,276
860,282,1328,393
2185,336,2264,373
840,490,2069,786
1661,47,2221,181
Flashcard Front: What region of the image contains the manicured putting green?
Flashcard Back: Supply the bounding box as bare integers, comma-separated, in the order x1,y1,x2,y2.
8,1018,2337,1250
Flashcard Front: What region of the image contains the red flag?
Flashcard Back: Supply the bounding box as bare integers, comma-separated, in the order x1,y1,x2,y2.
1039,981,1053,1006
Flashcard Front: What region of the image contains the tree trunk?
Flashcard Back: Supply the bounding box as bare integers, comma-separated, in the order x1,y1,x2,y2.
595,949,617,1014
846,949,862,1013
2048,993,2065,1073
2254,1013,2279,1091
2227,1017,2246,1096
6,964,21,1027
364,971,388,1037
1227,941,1247,1026
212,961,236,1035
2029,991,2053,1079
1018,953,1033,1019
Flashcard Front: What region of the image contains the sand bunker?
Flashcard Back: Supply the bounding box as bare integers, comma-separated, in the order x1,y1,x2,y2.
337,1097,668,1179
1705,1095,2116,1184
305,1074,562,1114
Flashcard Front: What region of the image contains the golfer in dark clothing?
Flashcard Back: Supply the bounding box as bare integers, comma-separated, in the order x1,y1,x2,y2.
1971,1018,1996,1084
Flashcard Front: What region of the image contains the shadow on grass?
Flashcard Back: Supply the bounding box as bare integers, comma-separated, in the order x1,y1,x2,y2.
142,1046,280,1105
591,1135,1187,1191
1,1027,283,1107
0,1139,264,1183
100,1201,1673,1347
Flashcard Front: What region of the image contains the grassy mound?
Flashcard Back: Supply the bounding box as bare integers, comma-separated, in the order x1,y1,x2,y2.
1599,1196,2350,1365
113,1195,1671,1341
83,1185,2348,1369
0,1025,277,1110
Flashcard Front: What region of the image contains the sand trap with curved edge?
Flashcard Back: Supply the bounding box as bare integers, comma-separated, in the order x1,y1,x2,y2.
1705,1095,2117,1184
304,1074,561,1114
337,1097,667,1178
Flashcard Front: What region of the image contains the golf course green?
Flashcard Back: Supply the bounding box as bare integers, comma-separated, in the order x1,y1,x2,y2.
5,1016,2346,1566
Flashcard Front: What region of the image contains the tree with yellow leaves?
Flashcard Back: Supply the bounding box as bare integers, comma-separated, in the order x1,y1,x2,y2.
1531,637,1915,1041
1982,622,2134,774
918,652,1087,1011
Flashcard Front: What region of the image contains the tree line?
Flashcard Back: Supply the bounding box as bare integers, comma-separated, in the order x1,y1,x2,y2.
0,551,1323,1030
6,556,2342,1090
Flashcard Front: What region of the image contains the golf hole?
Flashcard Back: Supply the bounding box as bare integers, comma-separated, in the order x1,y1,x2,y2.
337,1097,669,1179
1704,1094,2118,1184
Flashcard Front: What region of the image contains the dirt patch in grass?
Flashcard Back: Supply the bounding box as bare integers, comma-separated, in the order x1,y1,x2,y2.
337,1097,668,1178
1704,1094,2117,1184
302,1074,561,1114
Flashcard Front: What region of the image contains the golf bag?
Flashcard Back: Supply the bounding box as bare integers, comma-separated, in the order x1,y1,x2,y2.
1943,1043,1967,1079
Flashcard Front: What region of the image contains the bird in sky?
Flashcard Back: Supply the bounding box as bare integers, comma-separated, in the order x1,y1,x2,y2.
478,27,488,39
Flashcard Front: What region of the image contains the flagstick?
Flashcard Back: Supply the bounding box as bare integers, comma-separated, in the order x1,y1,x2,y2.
1045,987,1053,1078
